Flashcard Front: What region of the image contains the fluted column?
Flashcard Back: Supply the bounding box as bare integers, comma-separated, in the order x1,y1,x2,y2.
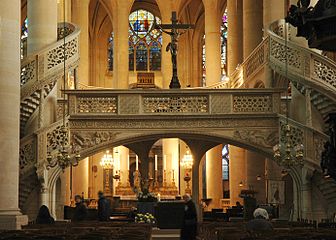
243,0,263,59
227,0,243,76
157,0,173,89
27,0,58,54
245,151,266,204
206,145,223,209
203,0,221,85
113,1,133,89
229,146,246,205
0,0,28,229
72,0,90,85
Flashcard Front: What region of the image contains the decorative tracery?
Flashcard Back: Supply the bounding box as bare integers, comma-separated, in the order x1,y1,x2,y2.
128,9,162,71
21,18,28,59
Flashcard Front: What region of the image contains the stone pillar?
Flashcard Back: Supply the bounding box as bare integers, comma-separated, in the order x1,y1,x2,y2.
206,145,223,209
162,139,179,186
156,0,173,89
72,0,90,85
301,183,313,219
245,151,266,204
229,146,246,206
243,0,263,59
0,0,28,229
27,0,58,54
119,146,130,186
72,158,89,198
305,88,312,127
113,1,132,89
227,0,243,76
203,0,222,85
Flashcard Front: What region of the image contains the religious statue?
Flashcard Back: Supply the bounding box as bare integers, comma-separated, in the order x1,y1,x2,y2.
155,12,194,88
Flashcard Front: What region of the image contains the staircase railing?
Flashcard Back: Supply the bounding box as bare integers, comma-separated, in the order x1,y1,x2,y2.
21,22,80,100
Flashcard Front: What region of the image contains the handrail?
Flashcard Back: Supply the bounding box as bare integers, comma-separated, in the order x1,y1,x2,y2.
20,22,80,101
268,19,336,102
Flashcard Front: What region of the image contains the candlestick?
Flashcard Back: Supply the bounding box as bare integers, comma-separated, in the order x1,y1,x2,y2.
155,155,158,171
136,155,138,170
127,155,130,171
163,155,166,170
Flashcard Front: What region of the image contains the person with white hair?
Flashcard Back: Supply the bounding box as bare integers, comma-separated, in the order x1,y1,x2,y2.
180,194,197,240
246,208,273,232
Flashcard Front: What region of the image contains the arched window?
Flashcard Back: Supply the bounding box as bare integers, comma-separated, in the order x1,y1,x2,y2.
202,10,228,84
129,9,162,71
222,144,229,180
107,33,114,71
21,18,28,59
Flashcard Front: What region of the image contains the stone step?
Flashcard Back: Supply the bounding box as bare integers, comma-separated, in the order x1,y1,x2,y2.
151,228,180,240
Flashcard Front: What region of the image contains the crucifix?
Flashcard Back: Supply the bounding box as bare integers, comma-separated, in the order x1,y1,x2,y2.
155,12,194,89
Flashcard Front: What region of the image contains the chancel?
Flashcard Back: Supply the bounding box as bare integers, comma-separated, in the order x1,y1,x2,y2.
1,0,336,239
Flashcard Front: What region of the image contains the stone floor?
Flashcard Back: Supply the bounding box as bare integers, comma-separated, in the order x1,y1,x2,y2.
152,228,180,240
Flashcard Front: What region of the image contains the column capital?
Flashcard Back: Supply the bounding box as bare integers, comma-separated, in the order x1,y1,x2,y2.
202,0,219,9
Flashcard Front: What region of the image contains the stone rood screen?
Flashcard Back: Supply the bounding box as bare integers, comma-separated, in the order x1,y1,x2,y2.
155,11,194,89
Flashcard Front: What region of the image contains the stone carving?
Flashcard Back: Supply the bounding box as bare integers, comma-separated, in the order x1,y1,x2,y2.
279,121,304,147
47,38,78,70
20,60,36,86
77,97,117,114
270,38,302,70
313,59,336,88
210,94,231,114
245,42,266,79
71,131,119,150
19,138,36,170
57,26,74,40
233,95,273,112
47,123,69,152
233,129,278,148
143,96,208,113
314,135,327,163
119,95,139,114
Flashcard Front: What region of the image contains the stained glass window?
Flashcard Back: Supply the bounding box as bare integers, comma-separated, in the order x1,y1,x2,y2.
129,9,162,71
202,10,228,83
21,18,28,59
107,33,114,71
222,144,229,180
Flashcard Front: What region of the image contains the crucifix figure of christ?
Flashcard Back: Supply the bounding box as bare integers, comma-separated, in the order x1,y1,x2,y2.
155,11,194,89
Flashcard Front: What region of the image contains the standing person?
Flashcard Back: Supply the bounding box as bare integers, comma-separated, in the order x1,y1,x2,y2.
72,195,88,222
181,194,197,240
36,205,55,224
98,191,110,221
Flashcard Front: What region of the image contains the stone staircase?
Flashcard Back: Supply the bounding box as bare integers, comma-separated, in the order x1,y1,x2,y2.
19,169,39,211
312,173,336,210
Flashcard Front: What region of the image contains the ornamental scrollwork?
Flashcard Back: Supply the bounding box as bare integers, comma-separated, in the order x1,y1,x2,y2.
71,131,119,151
19,138,36,170
233,129,278,148
47,38,78,70
47,123,69,152
77,97,117,114
313,59,336,88
279,121,304,147
20,60,37,86
270,38,302,70
233,95,273,112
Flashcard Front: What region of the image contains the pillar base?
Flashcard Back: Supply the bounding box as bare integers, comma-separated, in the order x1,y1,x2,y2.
0,213,28,230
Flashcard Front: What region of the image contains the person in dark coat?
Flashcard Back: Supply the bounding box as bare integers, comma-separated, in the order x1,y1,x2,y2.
72,195,87,222
97,191,110,221
246,208,273,233
180,194,197,240
36,205,55,224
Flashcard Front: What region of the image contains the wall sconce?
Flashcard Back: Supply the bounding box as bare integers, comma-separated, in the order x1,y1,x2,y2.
239,181,243,187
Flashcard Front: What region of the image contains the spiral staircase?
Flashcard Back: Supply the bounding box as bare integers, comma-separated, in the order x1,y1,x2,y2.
19,22,80,211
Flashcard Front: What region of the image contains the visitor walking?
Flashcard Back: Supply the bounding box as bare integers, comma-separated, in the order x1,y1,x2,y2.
181,194,197,240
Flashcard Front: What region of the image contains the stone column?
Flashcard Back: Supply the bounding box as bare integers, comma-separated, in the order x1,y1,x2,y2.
305,88,313,127
227,0,243,76
119,146,130,186
72,0,90,85
162,139,179,187
245,151,266,204
72,158,89,198
113,1,133,89
203,0,222,85
27,0,58,54
156,0,173,89
229,146,246,205
243,0,263,59
206,145,223,209
0,0,28,229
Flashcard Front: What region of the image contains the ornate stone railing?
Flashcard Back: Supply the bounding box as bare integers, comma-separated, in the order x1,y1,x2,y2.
278,115,328,166
19,134,37,175
21,22,80,101
67,89,282,116
268,19,336,102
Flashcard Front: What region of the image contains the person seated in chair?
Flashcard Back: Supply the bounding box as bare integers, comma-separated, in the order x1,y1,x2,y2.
36,205,55,224
246,208,273,233
72,195,88,222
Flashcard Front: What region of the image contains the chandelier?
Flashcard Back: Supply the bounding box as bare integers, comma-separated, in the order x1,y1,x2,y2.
272,22,304,169
100,150,114,169
46,0,80,170
180,148,193,169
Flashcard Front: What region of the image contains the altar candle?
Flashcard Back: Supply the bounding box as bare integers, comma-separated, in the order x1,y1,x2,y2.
127,155,130,170
117,153,121,171
163,155,167,170
155,155,158,171
136,155,139,170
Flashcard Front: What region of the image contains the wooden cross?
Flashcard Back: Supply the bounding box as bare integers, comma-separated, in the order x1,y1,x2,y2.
155,12,194,89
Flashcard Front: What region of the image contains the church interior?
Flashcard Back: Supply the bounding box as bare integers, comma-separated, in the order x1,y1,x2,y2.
1,0,336,239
